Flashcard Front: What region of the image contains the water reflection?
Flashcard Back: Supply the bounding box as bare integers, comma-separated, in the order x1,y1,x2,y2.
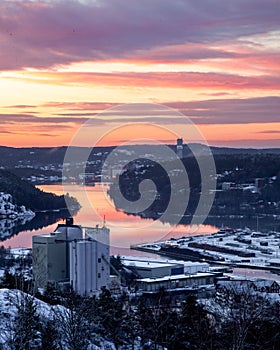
1,210,77,245
3,183,275,251
2,184,279,280
0,216,34,241
1,184,218,251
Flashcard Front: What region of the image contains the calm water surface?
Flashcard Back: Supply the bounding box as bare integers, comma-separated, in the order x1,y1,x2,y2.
3,184,280,280
3,183,217,256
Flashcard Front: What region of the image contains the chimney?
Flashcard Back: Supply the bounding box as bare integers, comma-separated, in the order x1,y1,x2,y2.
66,217,74,226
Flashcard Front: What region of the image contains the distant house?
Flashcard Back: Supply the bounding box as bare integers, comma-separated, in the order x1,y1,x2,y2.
216,280,252,304
216,279,280,305
269,259,280,268
251,280,280,294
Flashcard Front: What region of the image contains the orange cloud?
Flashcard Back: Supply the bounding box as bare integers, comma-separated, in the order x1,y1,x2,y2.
13,71,280,91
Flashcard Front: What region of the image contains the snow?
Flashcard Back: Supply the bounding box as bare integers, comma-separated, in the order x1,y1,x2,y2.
0,192,35,219
123,260,176,269
0,289,148,350
138,272,215,283
10,248,31,258
0,192,36,239
137,229,280,270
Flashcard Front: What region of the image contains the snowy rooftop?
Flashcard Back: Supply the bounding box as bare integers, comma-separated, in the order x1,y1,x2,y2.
121,255,209,268
138,229,280,268
122,260,179,269
138,272,214,283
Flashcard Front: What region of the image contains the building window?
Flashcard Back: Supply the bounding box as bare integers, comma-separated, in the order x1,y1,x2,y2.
98,258,101,263
98,273,101,278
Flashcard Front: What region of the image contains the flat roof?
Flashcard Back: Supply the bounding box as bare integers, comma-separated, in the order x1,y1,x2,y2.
137,272,215,283
123,260,180,269
121,256,209,267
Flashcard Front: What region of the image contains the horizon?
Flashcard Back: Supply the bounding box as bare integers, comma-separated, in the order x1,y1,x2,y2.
0,142,280,150
0,1,279,148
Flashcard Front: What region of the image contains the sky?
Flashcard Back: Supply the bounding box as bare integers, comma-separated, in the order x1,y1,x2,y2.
0,0,279,148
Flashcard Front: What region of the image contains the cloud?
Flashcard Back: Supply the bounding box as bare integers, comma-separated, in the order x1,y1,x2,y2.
255,130,280,134
19,71,280,90
131,44,243,63
43,101,116,111
0,0,279,70
1,96,279,127
4,104,37,109
0,129,16,135
0,113,86,125
79,95,280,125
167,96,280,124
0,127,58,137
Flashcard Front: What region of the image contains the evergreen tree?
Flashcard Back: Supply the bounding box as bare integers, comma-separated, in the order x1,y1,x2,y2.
40,319,60,350
6,292,41,350
97,287,127,349
53,290,91,350
180,295,215,350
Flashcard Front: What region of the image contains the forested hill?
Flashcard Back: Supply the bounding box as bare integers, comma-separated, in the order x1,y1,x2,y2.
109,152,280,224
0,169,79,211
0,144,279,187
0,145,279,168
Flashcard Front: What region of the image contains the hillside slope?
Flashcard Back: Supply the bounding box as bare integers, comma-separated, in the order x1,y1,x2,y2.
0,170,79,211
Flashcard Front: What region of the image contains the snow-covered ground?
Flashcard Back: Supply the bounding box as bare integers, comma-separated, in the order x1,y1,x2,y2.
0,192,35,240
0,289,145,350
0,192,35,219
136,229,280,270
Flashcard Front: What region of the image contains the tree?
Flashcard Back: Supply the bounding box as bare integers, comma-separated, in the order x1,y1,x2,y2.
5,291,41,350
179,295,215,350
215,281,273,350
96,287,126,349
136,290,184,350
40,319,60,350
53,291,91,350
245,308,280,350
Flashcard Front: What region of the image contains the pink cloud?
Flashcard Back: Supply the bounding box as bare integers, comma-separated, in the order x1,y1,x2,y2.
23,71,280,90
167,96,280,124
4,96,279,125
0,113,85,125
0,0,279,70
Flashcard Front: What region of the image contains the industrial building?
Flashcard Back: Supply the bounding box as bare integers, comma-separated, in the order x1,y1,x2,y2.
69,225,110,296
32,219,110,295
121,256,209,279
120,256,215,294
137,272,216,293
122,258,184,278
32,218,82,289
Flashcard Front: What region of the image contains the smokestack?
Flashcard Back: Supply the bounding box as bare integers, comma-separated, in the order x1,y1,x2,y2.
66,217,74,226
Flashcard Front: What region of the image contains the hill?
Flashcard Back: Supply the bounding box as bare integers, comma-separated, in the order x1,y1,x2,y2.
0,144,279,185
0,169,79,212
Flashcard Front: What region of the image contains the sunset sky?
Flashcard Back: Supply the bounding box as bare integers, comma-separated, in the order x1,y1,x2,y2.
0,0,279,148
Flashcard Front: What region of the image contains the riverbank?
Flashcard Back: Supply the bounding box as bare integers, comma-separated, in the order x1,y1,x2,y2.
131,228,280,275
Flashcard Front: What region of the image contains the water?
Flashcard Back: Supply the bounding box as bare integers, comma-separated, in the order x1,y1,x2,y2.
2,184,280,281
2,183,217,255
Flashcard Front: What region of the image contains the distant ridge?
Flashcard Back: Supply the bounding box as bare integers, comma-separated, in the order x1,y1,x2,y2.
0,143,279,168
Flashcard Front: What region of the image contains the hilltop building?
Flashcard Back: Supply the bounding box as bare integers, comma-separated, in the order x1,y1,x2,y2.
176,138,183,159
